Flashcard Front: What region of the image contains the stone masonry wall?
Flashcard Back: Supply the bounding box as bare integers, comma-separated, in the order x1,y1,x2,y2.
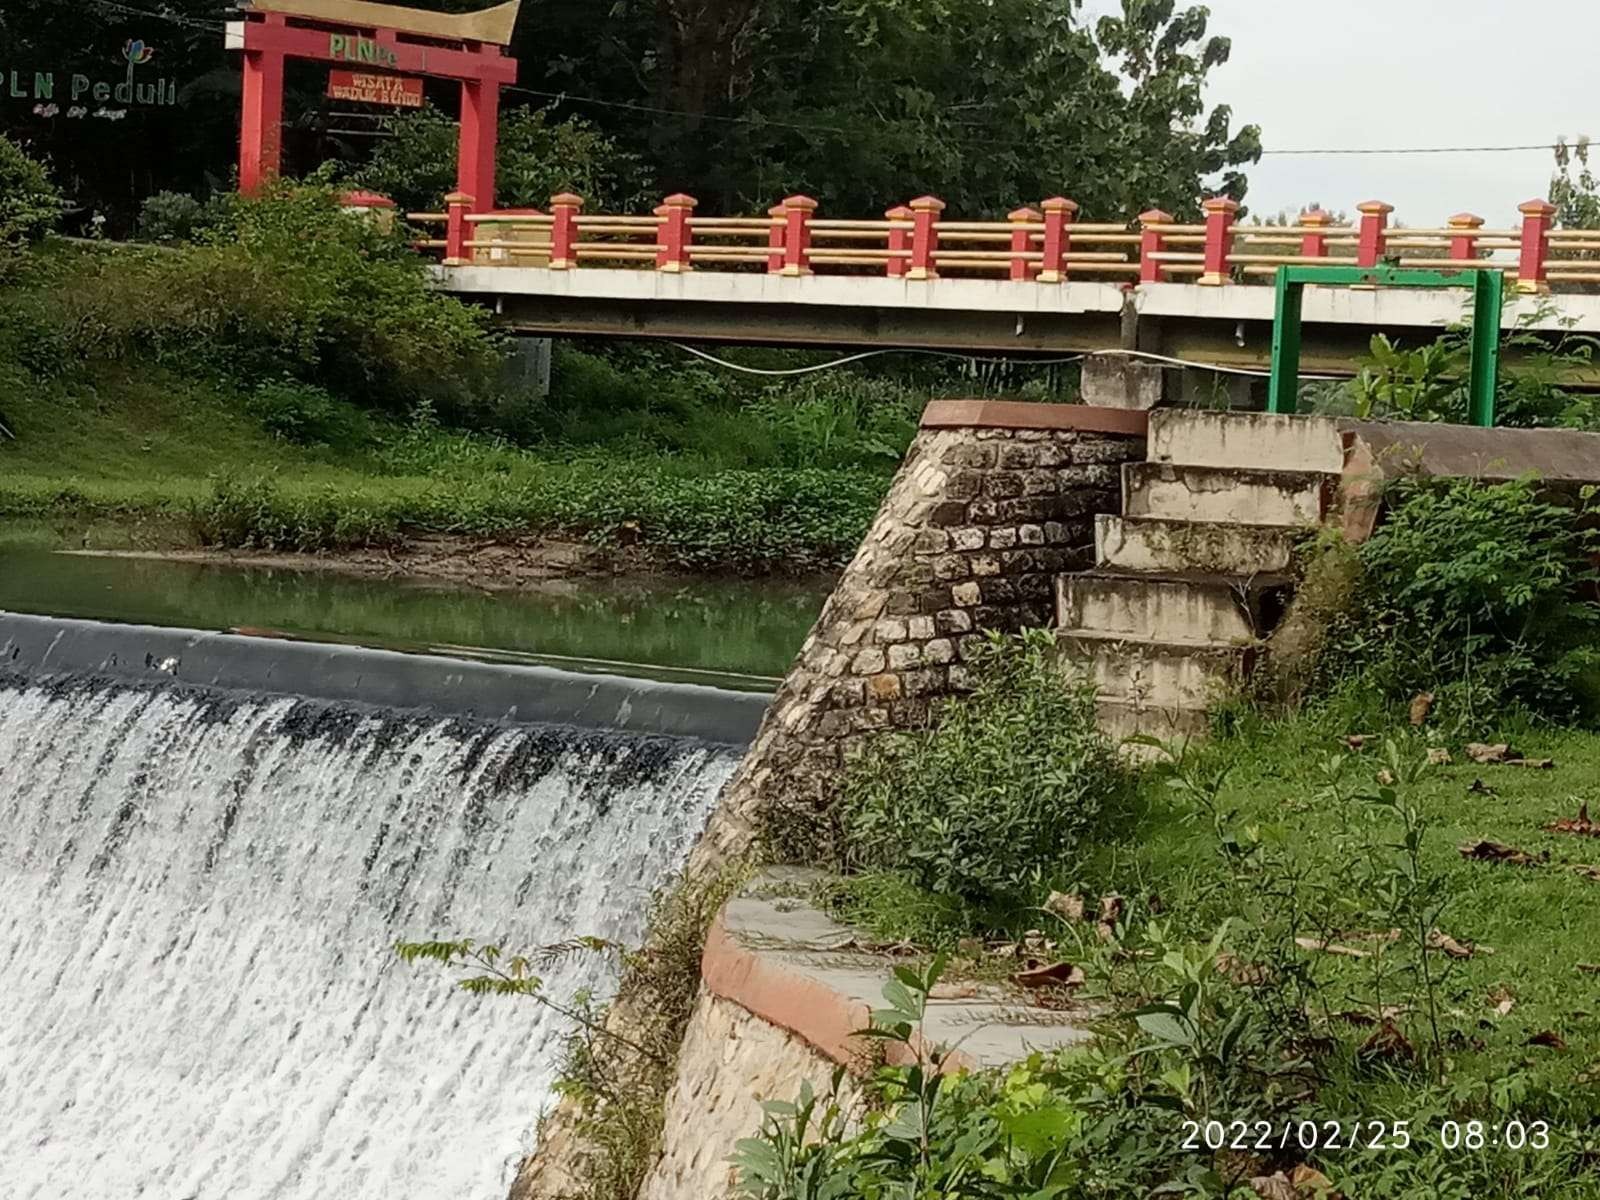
688,402,1146,872
635,989,847,1200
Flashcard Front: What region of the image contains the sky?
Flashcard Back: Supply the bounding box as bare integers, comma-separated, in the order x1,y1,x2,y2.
1082,0,1597,225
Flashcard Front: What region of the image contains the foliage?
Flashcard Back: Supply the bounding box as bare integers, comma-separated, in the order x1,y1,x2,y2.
0,135,61,263
840,629,1127,904
1318,475,1600,723
137,191,206,243
358,104,643,214
532,0,1258,217
246,378,371,448
1551,136,1600,230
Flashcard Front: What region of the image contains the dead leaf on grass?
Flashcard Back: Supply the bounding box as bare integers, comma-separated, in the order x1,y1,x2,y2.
1512,758,1556,770
1578,963,1600,975
1429,929,1491,959
1044,891,1084,923
1428,747,1454,766
1248,1174,1296,1200
1487,987,1516,1017
1216,951,1273,986
1547,802,1600,837
1573,865,1600,883
1011,961,1085,991
1343,734,1376,751
1458,839,1548,867
1377,768,1396,786
1096,893,1124,942
1359,1019,1416,1063
1410,692,1435,726
1467,743,1515,764
1527,1030,1569,1051
1296,936,1371,959
1290,1165,1339,1198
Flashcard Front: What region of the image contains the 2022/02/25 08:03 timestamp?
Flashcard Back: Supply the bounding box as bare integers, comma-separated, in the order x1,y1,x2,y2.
1180,1119,1554,1152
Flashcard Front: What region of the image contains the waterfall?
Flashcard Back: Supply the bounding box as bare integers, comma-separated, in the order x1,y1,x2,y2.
0,674,737,1199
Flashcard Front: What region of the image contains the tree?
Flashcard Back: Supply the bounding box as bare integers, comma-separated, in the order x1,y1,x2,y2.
1551,136,1600,229
356,104,643,212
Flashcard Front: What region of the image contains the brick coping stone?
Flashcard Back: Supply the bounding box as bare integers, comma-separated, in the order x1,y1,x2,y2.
922,400,1150,437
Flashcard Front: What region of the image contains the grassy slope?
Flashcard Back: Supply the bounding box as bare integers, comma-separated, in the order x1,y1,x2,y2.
0,366,888,571
1131,716,1600,1095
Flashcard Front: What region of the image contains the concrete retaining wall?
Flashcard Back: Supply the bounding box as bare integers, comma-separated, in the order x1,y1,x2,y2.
0,612,767,746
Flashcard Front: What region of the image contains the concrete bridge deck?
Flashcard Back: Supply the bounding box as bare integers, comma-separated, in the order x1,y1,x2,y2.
440,266,1600,373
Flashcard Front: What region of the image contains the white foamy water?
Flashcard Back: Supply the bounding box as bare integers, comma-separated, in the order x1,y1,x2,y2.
0,676,736,1200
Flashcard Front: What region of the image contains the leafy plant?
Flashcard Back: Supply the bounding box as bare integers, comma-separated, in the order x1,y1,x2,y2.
841,629,1127,904
0,135,60,263
1322,474,1600,721
138,190,205,243
246,378,371,447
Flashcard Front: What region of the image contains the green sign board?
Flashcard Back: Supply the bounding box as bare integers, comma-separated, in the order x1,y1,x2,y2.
5,39,178,119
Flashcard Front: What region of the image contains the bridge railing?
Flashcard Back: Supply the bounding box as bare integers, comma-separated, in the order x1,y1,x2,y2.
406,191,1593,294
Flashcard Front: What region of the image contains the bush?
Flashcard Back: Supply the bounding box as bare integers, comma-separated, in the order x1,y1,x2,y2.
1320,475,1600,720
840,629,1126,904
138,190,205,242
246,378,370,447
359,104,644,213
0,135,60,260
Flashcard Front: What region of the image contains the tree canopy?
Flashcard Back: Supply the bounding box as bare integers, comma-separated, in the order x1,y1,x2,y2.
4,0,1259,222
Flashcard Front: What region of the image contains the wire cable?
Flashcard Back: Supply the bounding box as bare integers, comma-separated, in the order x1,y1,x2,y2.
670,343,1343,381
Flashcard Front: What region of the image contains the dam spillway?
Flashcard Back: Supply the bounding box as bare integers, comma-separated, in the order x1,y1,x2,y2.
0,616,756,1199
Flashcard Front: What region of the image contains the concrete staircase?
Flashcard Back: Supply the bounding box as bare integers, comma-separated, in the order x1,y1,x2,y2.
1056,409,1346,744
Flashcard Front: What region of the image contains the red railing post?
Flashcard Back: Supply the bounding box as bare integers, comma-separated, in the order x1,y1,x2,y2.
1038,196,1077,283
1298,208,1332,259
1008,207,1041,281
655,192,696,272
549,192,582,270
1138,209,1172,283
443,191,473,265
885,205,913,278
1447,212,1484,263
1200,196,1239,285
779,194,817,276
766,204,785,273
1356,200,1393,268
1517,198,1556,293
908,195,945,280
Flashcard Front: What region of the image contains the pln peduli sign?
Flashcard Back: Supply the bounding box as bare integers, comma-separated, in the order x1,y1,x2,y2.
5,39,178,119
326,70,423,108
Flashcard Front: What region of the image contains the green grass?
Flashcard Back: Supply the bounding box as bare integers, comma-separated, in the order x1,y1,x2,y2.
0,365,891,573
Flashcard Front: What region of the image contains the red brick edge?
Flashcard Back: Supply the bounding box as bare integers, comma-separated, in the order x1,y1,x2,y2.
700,912,972,1072
920,400,1148,437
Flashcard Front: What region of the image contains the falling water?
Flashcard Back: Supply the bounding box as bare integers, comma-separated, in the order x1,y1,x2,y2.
0,674,738,1199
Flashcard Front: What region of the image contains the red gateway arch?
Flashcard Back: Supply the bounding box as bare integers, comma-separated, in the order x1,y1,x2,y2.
225,0,519,212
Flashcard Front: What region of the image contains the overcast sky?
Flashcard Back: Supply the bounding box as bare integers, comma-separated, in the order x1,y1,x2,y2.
1083,0,1597,224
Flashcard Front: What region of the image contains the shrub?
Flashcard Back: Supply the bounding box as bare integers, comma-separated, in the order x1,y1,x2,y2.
840,629,1126,904
246,378,370,447
138,190,205,242
1320,475,1600,720
0,135,60,260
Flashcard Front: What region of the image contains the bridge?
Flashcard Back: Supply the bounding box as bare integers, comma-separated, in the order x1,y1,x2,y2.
414,194,1600,375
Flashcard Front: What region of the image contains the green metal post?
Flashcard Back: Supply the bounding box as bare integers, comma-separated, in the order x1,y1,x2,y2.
1467,269,1504,428
1267,268,1303,414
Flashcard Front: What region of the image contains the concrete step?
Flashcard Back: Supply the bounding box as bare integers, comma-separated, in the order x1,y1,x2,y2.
1123,462,1329,527
1095,514,1297,575
1056,571,1290,646
1095,699,1212,754
1060,631,1252,710
1149,409,1345,475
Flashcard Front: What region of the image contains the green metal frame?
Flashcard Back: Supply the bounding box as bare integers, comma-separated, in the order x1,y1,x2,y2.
1266,265,1505,427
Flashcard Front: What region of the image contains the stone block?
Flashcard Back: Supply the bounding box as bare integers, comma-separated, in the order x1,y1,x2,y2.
913,529,950,555
850,648,886,675
1021,471,1057,497
952,582,982,607
875,617,908,642
988,527,1017,550
884,592,920,616
924,638,956,665
966,499,999,522
906,615,935,639
930,501,968,525
935,609,973,635
970,555,1001,577
887,643,924,670
866,673,902,702
982,472,1024,500
950,527,986,551
828,680,865,709
902,667,948,697
1079,354,1171,410
933,554,970,581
